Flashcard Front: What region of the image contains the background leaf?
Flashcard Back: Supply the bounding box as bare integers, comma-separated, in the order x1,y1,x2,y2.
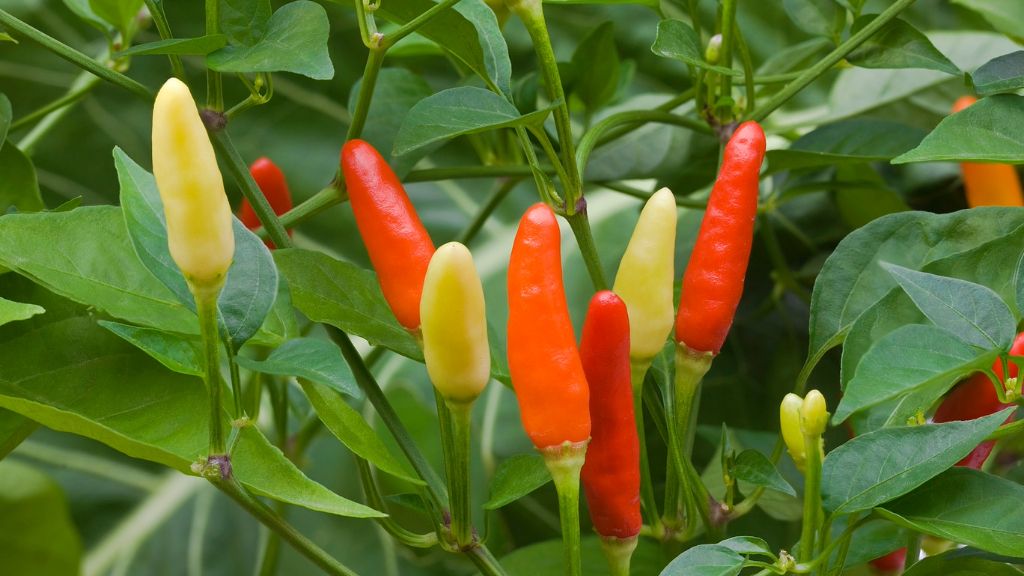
847,16,959,75
894,94,1024,163
484,453,551,509
235,337,360,399
972,51,1024,96
0,460,81,576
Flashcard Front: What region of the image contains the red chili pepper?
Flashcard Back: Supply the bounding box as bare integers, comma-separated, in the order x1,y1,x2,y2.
342,139,435,331
579,291,641,540
238,157,294,248
869,548,906,573
674,121,766,354
507,203,590,449
932,332,1021,468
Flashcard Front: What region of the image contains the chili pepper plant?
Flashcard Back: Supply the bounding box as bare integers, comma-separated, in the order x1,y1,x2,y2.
0,1,1022,575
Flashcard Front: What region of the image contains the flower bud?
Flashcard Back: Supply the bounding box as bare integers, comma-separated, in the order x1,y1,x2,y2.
705,34,722,64
801,389,829,436
780,393,805,471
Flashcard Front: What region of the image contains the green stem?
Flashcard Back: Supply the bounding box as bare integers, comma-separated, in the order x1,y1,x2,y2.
799,434,823,564
444,401,475,548
143,0,185,79
346,47,386,141
9,75,99,132
464,544,509,576
514,125,560,207
510,0,581,209
223,337,244,418
594,89,696,147
599,536,638,576
208,129,292,249
747,0,918,122
356,457,439,548
406,165,550,182
17,65,103,155
670,344,715,536
328,327,449,509
576,110,712,175
543,441,587,576
193,284,226,455
382,0,463,48
598,181,707,209
459,178,520,245
263,185,347,237
904,533,922,571
0,10,152,100
205,0,223,110
630,360,663,536
760,213,812,303
718,0,738,122
213,476,360,576
565,210,608,291
733,19,757,116
256,517,283,576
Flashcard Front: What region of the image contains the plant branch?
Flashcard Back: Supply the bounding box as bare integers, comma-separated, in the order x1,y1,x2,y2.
142,0,185,78
576,110,712,175
459,178,520,245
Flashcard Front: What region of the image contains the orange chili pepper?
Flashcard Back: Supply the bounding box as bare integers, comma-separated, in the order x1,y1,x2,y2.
952,96,1024,208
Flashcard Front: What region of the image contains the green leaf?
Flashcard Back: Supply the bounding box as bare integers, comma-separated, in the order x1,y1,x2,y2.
0,140,44,213
0,312,383,518
89,0,143,38
893,94,1024,164
883,264,1015,349
716,536,773,557
274,249,422,361
0,460,81,575
484,453,551,510
62,0,108,31
847,16,959,75
0,32,13,43
0,297,43,327
347,67,433,176
0,93,10,145
904,554,1024,576
660,544,744,576
0,206,196,334
0,409,35,460
879,468,1024,557
116,35,228,57
236,337,359,399
821,409,1012,513
99,320,203,376
972,51,1024,96
732,449,796,497
393,87,555,158
767,119,926,172
831,518,907,569
571,22,619,111
299,380,421,484
808,208,1024,378
207,0,334,80
835,324,997,423
951,0,1024,43
114,149,280,348
783,0,841,39
218,0,271,46
651,20,739,76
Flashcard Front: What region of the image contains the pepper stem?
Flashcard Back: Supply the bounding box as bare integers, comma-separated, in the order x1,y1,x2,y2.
542,440,588,576
443,400,475,549
668,343,714,536
192,280,226,456
798,432,823,563
599,535,638,576
629,359,663,536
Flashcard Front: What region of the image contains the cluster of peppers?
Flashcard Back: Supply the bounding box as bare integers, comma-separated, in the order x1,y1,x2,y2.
149,76,1017,575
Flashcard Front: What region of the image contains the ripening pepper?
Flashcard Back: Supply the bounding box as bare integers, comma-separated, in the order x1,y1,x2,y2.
239,157,294,248
933,331,1021,468
675,121,766,354
613,187,677,363
342,139,435,331
951,96,1024,208
507,203,590,449
420,242,490,404
152,78,234,288
869,548,906,574
579,291,641,541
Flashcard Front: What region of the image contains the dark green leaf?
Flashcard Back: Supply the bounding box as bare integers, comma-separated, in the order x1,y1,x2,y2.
0,93,10,145
347,68,433,176
783,0,841,38
484,453,551,509
0,140,44,213
219,220,280,348
0,313,383,518
61,0,107,32
0,460,81,575
835,324,997,423
0,409,35,460
904,554,1024,576
831,518,907,568
660,544,744,576
274,249,422,361
299,380,421,484
218,0,271,46
116,35,228,57
89,0,143,38
883,264,1015,349
847,16,959,75
972,51,1024,96
99,320,202,376
821,409,1012,513
207,0,334,80
767,119,926,172
393,87,555,158
651,20,738,76
893,94,1024,164
717,536,773,557
732,449,796,497
951,0,1024,43
236,337,359,398
879,468,1024,557
0,297,43,327
571,22,619,110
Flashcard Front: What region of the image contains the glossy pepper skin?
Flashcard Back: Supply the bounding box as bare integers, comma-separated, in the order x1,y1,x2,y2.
239,157,294,247
952,96,1024,208
869,548,906,574
579,291,641,540
342,139,435,331
612,187,677,363
420,242,490,404
675,121,766,354
507,204,591,449
933,331,1021,468
151,78,234,287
